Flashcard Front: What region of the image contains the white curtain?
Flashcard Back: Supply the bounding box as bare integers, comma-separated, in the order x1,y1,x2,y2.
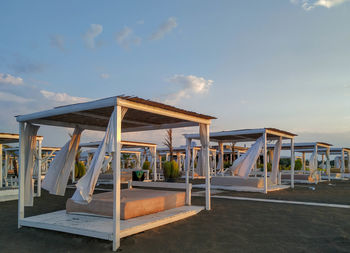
101,156,112,173
42,127,83,196
199,123,209,177
335,156,341,169
149,146,156,177
309,151,318,180
23,123,40,206
192,148,198,177
271,138,282,184
227,136,264,178
216,142,223,173
325,151,331,176
197,149,202,176
72,107,127,203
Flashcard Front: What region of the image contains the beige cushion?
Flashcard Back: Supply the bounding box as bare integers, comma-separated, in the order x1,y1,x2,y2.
66,188,185,220
211,176,273,188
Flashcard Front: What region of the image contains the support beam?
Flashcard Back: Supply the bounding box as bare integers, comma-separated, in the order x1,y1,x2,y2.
291,138,295,189
37,139,42,197
18,122,25,228
0,144,2,188
112,106,122,251
341,149,345,179
263,131,268,194
185,138,191,205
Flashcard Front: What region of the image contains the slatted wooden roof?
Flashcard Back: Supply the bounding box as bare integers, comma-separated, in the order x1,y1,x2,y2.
185,128,296,143
0,133,19,144
80,140,157,149
267,142,332,152
16,96,215,132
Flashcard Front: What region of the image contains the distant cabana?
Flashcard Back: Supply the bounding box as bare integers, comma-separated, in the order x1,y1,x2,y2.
15,95,215,251
185,128,297,193
158,145,217,179
272,142,332,184
318,147,350,180
0,133,44,202
79,140,158,182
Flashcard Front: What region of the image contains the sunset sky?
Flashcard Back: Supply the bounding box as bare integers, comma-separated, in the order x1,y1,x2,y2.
1,0,350,148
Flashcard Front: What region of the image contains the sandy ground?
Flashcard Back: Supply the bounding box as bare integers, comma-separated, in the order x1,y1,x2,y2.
1,182,350,253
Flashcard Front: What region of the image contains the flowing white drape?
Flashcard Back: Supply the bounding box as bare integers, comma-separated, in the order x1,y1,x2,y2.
199,124,209,177
197,149,202,176
101,156,113,173
42,127,83,196
325,151,331,176
149,146,156,178
309,151,318,180
227,136,264,178
216,143,223,173
335,156,341,169
72,107,127,203
271,138,282,184
192,148,198,177
23,123,40,206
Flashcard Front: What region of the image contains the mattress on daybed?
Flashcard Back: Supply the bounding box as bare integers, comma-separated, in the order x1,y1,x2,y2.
66,188,185,220
98,171,132,182
211,176,273,188
281,174,317,182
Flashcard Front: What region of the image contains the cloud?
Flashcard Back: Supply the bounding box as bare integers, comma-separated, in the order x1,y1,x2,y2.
290,0,350,10
0,91,33,103
100,73,110,79
0,73,23,85
116,26,141,49
9,57,46,74
164,74,213,104
83,24,103,49
50,34,65,51
150,17,177,40
40,90,90,104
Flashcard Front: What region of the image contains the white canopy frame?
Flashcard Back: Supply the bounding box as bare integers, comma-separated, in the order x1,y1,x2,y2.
318,147,349,179
16,95,214,251
273,142,332,183
185,128,297,194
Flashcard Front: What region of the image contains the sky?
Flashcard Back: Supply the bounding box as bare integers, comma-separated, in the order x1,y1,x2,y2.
1,0,350,148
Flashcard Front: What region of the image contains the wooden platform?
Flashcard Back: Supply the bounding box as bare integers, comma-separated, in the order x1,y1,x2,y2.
19,206,204,240
192,184,289,193
0,188,18,202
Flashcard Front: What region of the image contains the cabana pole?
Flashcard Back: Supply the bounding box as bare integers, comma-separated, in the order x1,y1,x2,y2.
18,122,25,228
185,138,191,205
200,123,211,210
37,138,42,197
302,152,305,171
314,144,318,184
219,141,224,174
341,149,345,179
291,138,295,189
327,148,331,181
0,144,2,188
112,105,122,251
263,131,267,194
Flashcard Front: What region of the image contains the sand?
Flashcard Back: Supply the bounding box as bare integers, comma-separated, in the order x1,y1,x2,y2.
0,181,350,252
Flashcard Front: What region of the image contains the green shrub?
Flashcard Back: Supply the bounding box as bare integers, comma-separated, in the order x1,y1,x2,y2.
295,159,302,170
142,160,150,170
163,160,180,180
75,161,86,178
224,161,232,168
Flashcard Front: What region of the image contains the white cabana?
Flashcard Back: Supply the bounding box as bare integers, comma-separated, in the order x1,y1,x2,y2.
273,142,332,184
16,95,215,251
318,147,349,180
0,133,44,202
185,128,297,194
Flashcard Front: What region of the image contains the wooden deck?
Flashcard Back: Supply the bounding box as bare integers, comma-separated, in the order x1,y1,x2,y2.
19,205,204,241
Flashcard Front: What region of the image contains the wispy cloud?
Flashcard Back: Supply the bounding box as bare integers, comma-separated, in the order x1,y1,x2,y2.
150,17,177,40
0,91,33,103
50,34,65,51
116,26,141,49
83,24,103,49
291,0,350,10
0,73,23,85
164,74,213,104
40,90,90,104
9,57,46,74
100,73,110,79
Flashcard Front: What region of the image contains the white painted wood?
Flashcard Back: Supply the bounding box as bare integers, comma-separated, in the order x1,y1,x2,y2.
132,181,191,190
0,144,2,188
18,122,25,228
201,124,211,210
185,138,191,205
37,139,42,197
212,195,350,209
112,105,122,251
291,138,295,189
192,184,289,192
19,206,204,241
263,131,267,194
341,149,345,179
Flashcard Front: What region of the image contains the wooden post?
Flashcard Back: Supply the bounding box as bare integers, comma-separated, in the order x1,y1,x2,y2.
191,148,196,179
18,122,25,228
341,149,345,179
291,138,295,189
314,144,318,184
4,150,8,187
347,151,350,173
327,148,331,181
0,144,2,188
185,138,191,205
302,152,305,171
200,123,211,210
263,131,268,194
152,148,157,182
112,106,122,251
219,141,224,174
36,139,42,197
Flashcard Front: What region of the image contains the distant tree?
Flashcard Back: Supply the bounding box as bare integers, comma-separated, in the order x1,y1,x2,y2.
163,129,174,161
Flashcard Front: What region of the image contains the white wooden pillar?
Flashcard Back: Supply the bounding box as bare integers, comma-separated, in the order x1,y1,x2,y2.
263,131,268,194
301,152,305,171
191,148,196,179
347,151,350,173
18,122,25,228
185,138,191,205
112,106,122,251
327,148,331,181
4,150,8,187
219,141,224,174
341,149,345,179
0,144,2,188
158,154,162,180
200,123,211,210
314,144,318,184
152,148,157,182
36,139,42,197
230,153,233,164
291,138,295,189
166,153,169,162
